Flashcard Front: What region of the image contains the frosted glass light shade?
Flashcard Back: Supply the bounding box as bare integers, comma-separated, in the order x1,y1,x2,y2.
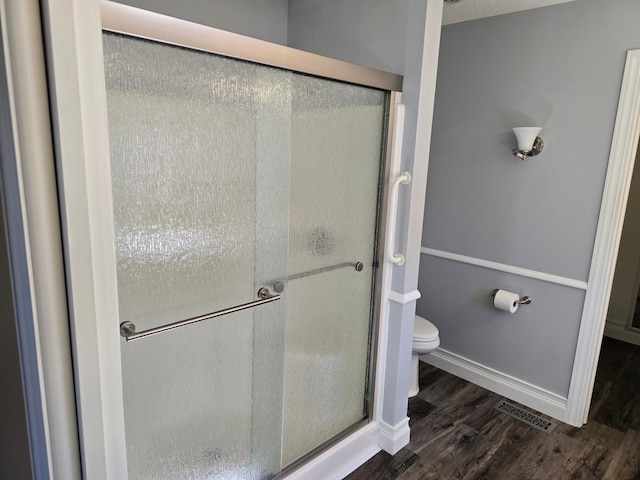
513,127,542,152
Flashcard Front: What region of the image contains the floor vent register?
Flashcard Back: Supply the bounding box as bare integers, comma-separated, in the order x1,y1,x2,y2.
494,399,557,433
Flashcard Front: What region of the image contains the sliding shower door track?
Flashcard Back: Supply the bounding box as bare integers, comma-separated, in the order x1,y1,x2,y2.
101,1,403,92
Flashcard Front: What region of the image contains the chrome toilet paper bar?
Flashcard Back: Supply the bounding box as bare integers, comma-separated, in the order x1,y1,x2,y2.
491,289,532,305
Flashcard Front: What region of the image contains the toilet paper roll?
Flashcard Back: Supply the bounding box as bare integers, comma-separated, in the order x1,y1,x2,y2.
493,289,520,313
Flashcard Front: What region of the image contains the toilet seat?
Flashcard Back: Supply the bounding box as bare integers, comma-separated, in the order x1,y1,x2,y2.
413,315,440,352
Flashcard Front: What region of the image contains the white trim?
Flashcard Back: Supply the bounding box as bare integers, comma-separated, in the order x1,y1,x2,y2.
604,322,640,347
285,423,380,480
2,1,81,477
0,4,52,476
565,49,640,426
401,0,443,290
424,349,568,421
388,289,421,305
378,418,411,455
421,247,588,290
41,0,128,476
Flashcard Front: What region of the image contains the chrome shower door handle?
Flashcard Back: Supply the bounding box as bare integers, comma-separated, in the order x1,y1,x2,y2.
119,287,280,342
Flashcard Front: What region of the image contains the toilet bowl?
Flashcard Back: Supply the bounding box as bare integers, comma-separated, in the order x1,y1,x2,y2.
409,315,440,397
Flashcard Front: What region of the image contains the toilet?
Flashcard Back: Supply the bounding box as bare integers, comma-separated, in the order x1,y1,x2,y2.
409,315,440,397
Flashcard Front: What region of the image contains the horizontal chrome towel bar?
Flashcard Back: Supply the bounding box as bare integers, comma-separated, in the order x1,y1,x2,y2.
119,287,280,342
288,261,364,282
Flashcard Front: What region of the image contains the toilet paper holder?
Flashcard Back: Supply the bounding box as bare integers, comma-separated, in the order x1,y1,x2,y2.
492,289,532,305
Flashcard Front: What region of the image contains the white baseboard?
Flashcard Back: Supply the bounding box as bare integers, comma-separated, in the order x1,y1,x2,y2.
378,417,410,455
284,423,380,480
604,321,640,347
422,348,568,423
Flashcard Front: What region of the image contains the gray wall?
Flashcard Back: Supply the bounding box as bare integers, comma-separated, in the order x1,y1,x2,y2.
288,0,408,75
418,0,640,397
113,0,289,44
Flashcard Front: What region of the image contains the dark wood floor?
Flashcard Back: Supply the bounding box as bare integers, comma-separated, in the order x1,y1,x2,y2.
346,337,640,480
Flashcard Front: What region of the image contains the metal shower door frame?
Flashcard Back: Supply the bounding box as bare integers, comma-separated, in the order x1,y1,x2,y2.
100,2,402,92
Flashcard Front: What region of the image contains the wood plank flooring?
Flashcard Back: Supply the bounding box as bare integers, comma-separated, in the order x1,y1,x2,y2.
346,337,640,480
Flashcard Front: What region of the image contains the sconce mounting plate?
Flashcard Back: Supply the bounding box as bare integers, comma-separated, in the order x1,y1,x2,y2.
513,136,544,161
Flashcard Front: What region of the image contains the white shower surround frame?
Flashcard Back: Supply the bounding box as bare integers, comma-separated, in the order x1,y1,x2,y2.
22,1,445,479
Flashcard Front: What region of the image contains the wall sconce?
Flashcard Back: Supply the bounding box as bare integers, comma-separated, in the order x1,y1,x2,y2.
512,127,544,161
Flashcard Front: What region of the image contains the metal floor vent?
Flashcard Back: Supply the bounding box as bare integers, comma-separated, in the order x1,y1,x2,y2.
494,400,556,433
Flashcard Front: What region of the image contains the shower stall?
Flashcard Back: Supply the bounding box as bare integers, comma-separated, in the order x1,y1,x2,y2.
100,3,403,478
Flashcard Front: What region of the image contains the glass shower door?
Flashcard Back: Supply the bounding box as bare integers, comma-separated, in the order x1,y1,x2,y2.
282,75,387,465
104,33,291,480
103,19,391,477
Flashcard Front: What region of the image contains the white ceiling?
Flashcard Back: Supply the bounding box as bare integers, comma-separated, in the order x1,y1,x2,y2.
442,0,576,25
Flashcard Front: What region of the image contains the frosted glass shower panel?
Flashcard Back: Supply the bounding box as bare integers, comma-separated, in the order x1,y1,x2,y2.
105,27,389,476
283,75,387,464
288,76,386,273
105,35,261,324
104,33,290,479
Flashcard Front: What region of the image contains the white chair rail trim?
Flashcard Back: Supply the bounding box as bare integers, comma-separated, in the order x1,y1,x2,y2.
421,247,588,291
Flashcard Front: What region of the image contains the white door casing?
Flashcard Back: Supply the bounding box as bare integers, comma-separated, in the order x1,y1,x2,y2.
565,49,640,425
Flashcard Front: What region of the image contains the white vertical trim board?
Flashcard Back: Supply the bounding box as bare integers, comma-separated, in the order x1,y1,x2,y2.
421,247,588,291
566,49,640,426
2,0,81,477
0,5,51,477
424,349,568,421
42,0,129,476
401,0,443,290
